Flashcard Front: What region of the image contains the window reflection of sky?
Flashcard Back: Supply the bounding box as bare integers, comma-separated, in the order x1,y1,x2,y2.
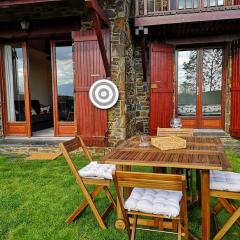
56,46,73,97
178,51,193,92
16,48,24,94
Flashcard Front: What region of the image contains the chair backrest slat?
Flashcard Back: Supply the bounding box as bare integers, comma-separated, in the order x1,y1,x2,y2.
62,136,81,153
157,128,194,137
60,136,93,182
114,171,185,192
61,136,92,161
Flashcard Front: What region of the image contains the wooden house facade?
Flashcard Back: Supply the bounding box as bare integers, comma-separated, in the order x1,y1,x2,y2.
0,0,239,148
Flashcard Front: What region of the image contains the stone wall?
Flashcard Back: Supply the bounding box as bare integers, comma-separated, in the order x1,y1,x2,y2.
134,42,150,134
125,32,137,138
103,0,136,145
0,142,112,157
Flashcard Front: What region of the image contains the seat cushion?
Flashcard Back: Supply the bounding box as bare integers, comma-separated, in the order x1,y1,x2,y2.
124,188,183,218
78,162,115,180
210,170,240,192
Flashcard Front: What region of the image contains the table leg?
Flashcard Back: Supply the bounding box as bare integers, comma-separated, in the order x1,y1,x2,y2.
201,170,210,240
115,165,126,230
196,170,201,205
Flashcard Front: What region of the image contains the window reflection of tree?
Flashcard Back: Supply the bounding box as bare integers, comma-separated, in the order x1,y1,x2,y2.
182,51,197,94
203,49,222,92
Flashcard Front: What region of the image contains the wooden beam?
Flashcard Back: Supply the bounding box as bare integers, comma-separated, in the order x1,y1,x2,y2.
0,17,81,40
85,0,109,27
135,9,240,27
92,12,111,77
0,0,62,8
166,34,240,45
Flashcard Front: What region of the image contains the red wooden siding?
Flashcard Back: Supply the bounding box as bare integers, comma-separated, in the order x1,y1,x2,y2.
150,42,174,135
72,30,109,146
230,40,240,137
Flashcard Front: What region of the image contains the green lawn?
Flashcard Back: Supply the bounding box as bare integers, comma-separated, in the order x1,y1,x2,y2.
0,151,240,240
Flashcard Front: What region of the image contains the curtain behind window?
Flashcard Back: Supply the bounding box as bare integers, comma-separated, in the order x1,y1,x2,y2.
4,45,16,122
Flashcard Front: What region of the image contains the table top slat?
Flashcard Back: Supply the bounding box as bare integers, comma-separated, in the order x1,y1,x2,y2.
100,136,231,171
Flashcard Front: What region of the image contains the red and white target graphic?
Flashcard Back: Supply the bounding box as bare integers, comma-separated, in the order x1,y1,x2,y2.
89,79,119,109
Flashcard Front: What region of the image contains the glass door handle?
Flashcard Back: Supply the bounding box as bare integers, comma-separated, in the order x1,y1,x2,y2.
197,87,199,96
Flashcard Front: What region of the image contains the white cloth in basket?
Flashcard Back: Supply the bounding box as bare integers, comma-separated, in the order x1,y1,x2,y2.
210,170,240,192
124,188,183,218
78,161,115,180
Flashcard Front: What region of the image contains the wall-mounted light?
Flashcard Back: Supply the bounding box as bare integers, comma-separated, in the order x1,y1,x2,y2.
135,27,149,36
135,28,140,36
144,27,148,35
20,18,30,32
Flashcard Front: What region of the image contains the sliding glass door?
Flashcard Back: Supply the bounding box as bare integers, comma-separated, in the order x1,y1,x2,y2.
1,40,75,137
177,47,225,129
1,42,31,136
51,40,75,136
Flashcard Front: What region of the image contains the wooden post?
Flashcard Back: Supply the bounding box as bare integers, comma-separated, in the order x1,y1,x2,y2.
135,0,139,16
144,0,148,15
22,42,32,137
92,12,111,77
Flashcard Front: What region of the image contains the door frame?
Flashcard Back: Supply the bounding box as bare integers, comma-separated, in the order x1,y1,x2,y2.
50,40,75,137
0,42,32,137
175,46,226,129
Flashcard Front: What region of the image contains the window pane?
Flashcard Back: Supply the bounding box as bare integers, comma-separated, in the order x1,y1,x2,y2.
178,0,185,9
186,0,193,8
210,0,216,6
155,0,169,11
178,50,197,116
4,44,25,122
194,0,199,8
56,42,74,122
148,0,154,12
202,49,223,116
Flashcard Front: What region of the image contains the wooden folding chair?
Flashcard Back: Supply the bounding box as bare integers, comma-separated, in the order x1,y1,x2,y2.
210,171,240,240
60,136,116,229
113,171,188,240
156,127,194,203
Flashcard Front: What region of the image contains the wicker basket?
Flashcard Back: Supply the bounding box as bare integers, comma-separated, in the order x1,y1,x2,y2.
151,136,187,150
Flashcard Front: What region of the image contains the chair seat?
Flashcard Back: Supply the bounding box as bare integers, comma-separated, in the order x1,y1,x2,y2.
124,188,183,218
78,161,115,180
210,170,240,192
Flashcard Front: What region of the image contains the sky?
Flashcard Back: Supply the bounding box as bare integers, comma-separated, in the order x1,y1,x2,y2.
56,46,74,97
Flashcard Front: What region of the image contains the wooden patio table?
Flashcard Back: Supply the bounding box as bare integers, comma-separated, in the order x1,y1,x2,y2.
99,136,232,240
